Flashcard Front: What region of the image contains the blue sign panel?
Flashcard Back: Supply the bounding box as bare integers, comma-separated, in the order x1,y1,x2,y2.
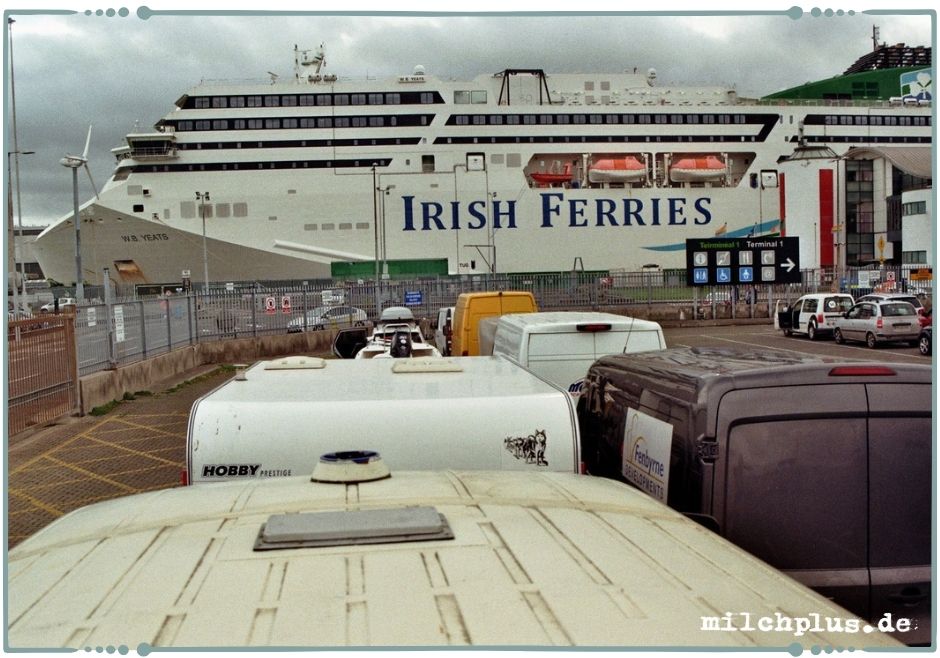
404,291,423,306
685,237,800,285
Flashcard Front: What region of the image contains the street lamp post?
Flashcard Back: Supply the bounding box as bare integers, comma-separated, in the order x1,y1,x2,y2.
195,192,210,291
12,150,34,308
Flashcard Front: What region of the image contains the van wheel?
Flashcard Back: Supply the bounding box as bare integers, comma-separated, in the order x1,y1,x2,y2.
834,328,845,344
866,332,878,349
807,320,818,341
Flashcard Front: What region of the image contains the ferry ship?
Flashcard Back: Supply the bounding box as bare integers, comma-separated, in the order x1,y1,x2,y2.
33,42,932,286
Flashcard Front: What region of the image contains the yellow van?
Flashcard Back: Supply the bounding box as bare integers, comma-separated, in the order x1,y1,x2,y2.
451,291,537,356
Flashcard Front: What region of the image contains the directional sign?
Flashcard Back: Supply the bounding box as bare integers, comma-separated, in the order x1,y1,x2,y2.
686,237,801,285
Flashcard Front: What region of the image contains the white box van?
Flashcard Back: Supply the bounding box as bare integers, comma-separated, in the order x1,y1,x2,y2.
8,463,903,649
492,312,666,395
186,355,581,483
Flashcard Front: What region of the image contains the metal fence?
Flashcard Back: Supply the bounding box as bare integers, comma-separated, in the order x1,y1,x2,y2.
56,264,931,378
7,314,79,435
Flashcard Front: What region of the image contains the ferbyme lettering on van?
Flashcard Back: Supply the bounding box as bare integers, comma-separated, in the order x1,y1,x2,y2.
185,355,581,484
401,194,713,230
577,346,932,646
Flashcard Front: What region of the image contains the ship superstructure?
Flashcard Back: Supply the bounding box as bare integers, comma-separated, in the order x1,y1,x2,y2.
33,43,932,285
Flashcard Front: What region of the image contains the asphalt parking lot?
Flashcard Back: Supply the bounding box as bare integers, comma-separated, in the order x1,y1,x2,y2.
6,323,929,549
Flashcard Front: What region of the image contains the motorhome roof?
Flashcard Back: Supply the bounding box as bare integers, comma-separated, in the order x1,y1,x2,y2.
8,470,901,649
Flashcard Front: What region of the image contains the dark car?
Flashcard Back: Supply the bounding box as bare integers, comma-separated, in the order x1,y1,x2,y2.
918,325,931,356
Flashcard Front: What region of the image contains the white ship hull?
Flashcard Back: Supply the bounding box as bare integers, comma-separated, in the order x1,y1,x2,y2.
33,55,932,285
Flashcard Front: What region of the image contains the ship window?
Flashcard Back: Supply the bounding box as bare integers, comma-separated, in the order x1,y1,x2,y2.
322,223,335,231
506,115,519,125
248,119,263,129
539,115,553,124
195,121,211,130
212,120,228,130
133,204,144,213
335,118,350,127
234,203,248,217
523,115,536,125
369,93,383,104
471,91,487,104
178,121,193,131
351,94,366,105
194,97,210,109
584,81,594,91
654,115,667,124
283,119,298,128
556,115,570,124
265,119,281,129
317,118,332,128
506,153,521,167
316,95,331,106
228,97,245,108
234,120,246,129
299,95,315,106
490,115,503,125
335,95,349,105
420,92,435,104
422,155,435,173
589,115,602,124
127,185,143,196
216,203,231,218
264,96,279,107
356,222,370,230
281,96,297,106
211,97,227,108
870,116,882,126
304,223,317,231
386,93,401,104
268,216,277,221
339,222,352,230
180,201,196,219
369,117,384,127
454,91,470,104
247,96,263,107
472,116,485,125
573,115,586,124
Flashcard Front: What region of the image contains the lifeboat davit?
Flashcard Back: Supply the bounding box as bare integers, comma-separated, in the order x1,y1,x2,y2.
588,156,647,183
530,162,574,186
669,155,727,182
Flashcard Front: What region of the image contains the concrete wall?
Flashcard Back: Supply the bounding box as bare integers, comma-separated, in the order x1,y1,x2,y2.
78,329,338,414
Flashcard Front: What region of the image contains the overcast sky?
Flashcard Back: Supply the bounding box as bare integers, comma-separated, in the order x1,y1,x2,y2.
1,2,934,229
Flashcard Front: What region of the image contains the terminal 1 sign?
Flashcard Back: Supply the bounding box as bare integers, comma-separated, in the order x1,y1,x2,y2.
685,237,801,286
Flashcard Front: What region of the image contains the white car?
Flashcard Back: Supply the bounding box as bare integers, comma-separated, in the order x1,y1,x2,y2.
778,293,854,340
40,297,76,313
286,305,366,332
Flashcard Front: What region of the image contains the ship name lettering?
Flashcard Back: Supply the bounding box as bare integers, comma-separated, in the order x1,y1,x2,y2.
401,194,711,231
121,233,170,243
540,193,712,228
402,196,518,231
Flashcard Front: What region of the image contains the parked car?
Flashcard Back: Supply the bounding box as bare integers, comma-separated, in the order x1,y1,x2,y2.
856,292,926,319
776,293,854,340
39,297,76,313
918,324,931,356
833,300,921,348
286,305,367,332
917,305,932,328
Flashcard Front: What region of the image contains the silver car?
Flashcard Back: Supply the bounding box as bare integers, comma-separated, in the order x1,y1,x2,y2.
286,305,367,333
833,301,921,348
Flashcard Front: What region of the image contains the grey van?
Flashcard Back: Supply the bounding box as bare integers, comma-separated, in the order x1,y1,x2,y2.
577,346,932,645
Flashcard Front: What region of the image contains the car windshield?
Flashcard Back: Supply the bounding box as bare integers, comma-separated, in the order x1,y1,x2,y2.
881,303,916,317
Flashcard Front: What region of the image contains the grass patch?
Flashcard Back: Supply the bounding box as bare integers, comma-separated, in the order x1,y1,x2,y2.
89,400,122,416
162,364,235,394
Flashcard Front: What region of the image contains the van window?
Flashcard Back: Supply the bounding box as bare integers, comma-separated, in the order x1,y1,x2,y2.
724,419,867,570
869,417,931,567
824,296,854,313
622,330,664,353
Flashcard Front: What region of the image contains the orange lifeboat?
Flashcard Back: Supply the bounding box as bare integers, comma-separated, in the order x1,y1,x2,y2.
669,155,727,182
588,156,647,183
530,162,574,186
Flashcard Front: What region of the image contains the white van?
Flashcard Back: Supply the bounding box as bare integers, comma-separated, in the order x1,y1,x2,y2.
434,305,454,355
186,355,581,483
8,461,903,649
492,312,666,395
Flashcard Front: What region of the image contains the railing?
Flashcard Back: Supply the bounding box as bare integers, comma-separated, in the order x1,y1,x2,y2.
7,315,78,436
53,264,931,379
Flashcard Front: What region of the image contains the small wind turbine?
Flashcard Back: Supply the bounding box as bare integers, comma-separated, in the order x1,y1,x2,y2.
60,125,97,300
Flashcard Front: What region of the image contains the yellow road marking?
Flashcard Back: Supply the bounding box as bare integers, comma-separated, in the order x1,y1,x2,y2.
8,487,64,518
8,415,115,476
43,455,137,494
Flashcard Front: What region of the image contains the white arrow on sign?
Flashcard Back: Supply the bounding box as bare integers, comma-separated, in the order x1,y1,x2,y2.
780,257,796,273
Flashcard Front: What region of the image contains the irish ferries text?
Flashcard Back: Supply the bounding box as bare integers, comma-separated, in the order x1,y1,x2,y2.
402,193,713,231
